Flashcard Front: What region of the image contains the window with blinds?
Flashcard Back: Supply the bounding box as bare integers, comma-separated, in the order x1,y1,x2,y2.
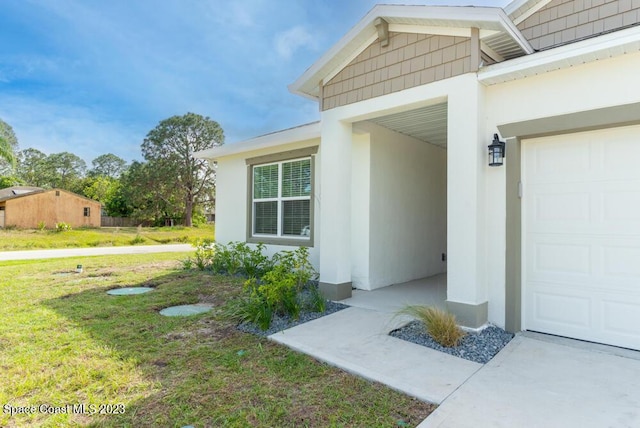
252,157,311,240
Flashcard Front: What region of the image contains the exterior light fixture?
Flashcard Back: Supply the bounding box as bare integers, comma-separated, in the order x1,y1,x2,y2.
488,134,506,167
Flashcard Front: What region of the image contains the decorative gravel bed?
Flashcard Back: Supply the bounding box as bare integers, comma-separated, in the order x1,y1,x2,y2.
390,321,514,364
237,300,349,337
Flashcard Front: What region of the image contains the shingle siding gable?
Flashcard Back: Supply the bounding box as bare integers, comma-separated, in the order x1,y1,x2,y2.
322,32,471,111
518,0,640,50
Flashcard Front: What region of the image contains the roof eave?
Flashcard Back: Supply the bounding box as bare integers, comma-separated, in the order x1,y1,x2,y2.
195,121,321,160
478,25,640,85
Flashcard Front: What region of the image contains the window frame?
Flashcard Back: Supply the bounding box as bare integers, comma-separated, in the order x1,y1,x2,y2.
83,207,90,217
246,146,317,247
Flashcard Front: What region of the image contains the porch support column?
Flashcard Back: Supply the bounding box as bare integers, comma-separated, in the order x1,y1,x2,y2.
446,76,488,328
318,114,353,300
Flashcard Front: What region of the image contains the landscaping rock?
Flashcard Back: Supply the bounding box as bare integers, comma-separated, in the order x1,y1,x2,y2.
237,300,349,337
390,321,513,364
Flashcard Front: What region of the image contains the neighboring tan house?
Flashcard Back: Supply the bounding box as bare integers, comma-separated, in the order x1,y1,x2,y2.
197,0,640,351
0,186,101,229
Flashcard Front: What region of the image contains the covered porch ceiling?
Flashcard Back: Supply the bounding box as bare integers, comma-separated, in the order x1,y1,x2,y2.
365,102,448,148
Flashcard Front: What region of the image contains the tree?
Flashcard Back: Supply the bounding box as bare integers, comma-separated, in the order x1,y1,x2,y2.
0,119,18,172
47,152,86,190
0,175,23,189
141,112,224,226
82,175,121,215
0,136,14,169
90,153,127,178
16,148,51,187
117,161,182,223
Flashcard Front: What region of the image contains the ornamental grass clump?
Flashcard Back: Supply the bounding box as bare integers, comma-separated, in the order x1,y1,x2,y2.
400,305,465,348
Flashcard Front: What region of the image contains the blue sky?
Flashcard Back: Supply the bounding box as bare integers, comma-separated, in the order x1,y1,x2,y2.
0,0,508,164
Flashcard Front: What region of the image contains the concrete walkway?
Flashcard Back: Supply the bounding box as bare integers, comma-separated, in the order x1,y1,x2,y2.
270,307,482,404
0,244,193,260
268,278,640,427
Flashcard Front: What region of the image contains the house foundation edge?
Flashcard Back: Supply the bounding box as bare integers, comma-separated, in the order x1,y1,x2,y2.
319,281,353,301
446,300,488,329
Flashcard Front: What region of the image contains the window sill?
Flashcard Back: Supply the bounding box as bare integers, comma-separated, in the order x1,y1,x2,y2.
247,236,314,248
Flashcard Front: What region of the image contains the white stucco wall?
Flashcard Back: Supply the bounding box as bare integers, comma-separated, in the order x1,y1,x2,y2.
351,132,371,288
214,138,322,268
365,122,447,289
485,51,640,127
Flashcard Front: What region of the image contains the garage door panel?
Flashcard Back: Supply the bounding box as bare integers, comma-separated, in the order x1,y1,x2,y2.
533,241,591,276
531,288,592,328
529,286,640,349
603,189,640,223
526,136,592,181
603,244,640,280
602,299,640,337
535,191,591,223
523,125,640,350
530,236,640,284
603,138,640,177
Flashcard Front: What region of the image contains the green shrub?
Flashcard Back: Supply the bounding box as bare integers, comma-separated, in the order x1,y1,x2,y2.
55,222,72,233
399,306,465,348
191,210,207,227
224,294,273,331
191,240,274,278
188,241,324,330
193,239,215,270
181,257,194,270
37,221,46,231
239,242,272,278
129,234,146,245
304,283,326,313
221,246,321,330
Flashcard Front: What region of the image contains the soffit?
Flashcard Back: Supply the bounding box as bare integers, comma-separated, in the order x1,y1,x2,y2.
367,103,448,148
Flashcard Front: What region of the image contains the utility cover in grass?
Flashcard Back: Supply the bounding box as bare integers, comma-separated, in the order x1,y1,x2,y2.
107,287,154,295
159,304,212,317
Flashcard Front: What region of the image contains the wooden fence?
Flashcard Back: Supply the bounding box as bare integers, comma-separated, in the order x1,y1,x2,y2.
101,216,140,227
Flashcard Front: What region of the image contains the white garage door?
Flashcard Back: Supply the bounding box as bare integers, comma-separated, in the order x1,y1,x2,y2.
523,125,640,350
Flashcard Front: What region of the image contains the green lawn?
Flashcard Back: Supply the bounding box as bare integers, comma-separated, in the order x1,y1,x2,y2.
0,225,214,251
0,253,434,427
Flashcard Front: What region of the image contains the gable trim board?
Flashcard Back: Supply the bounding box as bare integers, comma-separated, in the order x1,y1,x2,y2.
505,0,554,25
199,1,640,350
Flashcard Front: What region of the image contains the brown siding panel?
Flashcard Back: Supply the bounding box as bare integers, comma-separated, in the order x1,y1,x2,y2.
322,32,471,110
518,0,640,50
3,190,101,229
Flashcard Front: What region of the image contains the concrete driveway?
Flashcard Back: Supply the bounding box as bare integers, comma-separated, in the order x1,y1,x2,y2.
420,333,640,427
0,244,193,261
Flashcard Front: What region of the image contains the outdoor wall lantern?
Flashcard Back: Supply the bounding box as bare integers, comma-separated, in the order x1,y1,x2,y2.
488,133,506,167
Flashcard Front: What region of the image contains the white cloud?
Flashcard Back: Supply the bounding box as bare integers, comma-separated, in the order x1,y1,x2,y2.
275,26,316,60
